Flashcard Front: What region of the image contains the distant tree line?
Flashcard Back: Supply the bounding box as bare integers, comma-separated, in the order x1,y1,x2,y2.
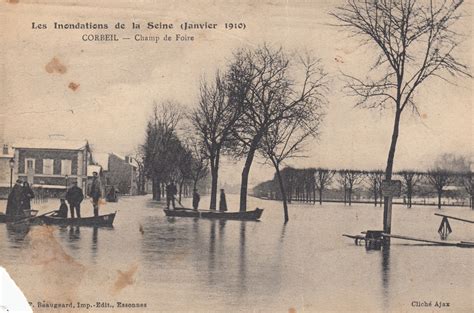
254,167,474,209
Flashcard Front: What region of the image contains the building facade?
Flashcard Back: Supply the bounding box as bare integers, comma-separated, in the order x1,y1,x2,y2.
11,139,91,197
93,153,138,195
0,144,15,198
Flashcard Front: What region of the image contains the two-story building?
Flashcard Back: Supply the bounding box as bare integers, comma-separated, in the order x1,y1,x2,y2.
12,139,91,197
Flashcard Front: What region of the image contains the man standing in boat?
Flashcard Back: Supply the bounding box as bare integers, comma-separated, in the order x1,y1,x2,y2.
66,181,84,218
89,172,102,217
165,181,177,210
6,179,24,218
192,188,200,210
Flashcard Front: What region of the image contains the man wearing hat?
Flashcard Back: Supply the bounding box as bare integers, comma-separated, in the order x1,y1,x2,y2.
66,181,84,218
6,179,24,218
88,172,102,217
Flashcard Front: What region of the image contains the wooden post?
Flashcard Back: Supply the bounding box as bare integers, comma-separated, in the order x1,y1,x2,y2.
383,196,392,245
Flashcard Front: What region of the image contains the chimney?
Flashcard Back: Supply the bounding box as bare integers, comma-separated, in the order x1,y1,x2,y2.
125,156,130,163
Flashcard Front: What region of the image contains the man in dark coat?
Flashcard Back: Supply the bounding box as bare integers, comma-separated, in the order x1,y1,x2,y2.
165,181,177,209
66,181,84,218
192,188,200,210
21,181,35,213
6,179,23,218
88,172,102,217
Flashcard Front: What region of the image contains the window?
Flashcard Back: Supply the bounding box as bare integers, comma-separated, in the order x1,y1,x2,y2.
61,159,72,175
43,159,54,175
25,158,35,173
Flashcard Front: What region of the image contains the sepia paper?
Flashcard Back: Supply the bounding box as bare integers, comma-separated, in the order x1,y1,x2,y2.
0,1,472,312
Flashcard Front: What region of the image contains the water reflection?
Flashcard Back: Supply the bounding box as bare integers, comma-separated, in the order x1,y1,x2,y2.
91,227,99,259
6,223,30,246
381,246,391,312
239,221,247,295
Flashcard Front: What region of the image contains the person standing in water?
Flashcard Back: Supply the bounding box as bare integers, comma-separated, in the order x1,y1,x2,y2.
192,188,200,210
219,189,227,212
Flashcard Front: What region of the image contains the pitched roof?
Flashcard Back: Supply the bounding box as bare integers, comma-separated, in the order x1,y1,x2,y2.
13,138,88,150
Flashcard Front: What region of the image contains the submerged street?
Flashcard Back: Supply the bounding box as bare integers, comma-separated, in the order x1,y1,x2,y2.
1,195,473,312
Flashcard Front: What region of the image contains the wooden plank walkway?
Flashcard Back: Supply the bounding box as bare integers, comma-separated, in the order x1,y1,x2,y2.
434,213,474,224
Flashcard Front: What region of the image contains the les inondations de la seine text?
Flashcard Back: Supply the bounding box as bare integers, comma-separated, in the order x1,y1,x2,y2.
30,21,247,43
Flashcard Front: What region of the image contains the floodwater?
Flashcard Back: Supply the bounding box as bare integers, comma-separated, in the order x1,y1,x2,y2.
1,195,473,313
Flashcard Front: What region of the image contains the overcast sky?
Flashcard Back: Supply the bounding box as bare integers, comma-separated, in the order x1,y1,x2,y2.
1,0,472,185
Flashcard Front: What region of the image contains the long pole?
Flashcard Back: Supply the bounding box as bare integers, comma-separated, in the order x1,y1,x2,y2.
10,168,13,191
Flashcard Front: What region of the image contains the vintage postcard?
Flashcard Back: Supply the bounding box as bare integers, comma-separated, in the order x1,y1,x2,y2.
0,0,472,312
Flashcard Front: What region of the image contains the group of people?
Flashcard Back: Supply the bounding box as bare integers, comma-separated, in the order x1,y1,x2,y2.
6,171,103,219
55,171,102,218
165,181,227,211
5,180,35,218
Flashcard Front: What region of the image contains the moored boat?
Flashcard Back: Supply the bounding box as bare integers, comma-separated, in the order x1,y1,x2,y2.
163,207,263,221
0,210,38,224
40,212,116,227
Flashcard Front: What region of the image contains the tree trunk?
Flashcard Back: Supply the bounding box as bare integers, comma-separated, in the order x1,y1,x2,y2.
153,177,161,201
209,154,219,210
240,135,262,212
179,179,184,202
374,179,377,206
273,162,289,223
319,187,323,205
383,108,402,236
438,191,442,209
348,187,352,206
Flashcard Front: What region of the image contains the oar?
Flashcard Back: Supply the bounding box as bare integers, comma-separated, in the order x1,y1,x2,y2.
173,196,185,208
10,210,56,225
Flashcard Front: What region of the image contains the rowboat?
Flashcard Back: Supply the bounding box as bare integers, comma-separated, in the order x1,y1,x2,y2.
0,210,38,224
164,207,264,221
40,212,116,227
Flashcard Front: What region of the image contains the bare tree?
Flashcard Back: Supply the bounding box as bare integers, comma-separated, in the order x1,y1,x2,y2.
314,168,335,205
426,169,454,209
142,102,183,201
398,170,421,208
332,0,471,231
367,170,384,206
337,171,349,204
228,45,327,212
185,137,209,190
190,72,242,210
461,172,473,209
339,170,364,206
133,148,146,195
259,103,324,221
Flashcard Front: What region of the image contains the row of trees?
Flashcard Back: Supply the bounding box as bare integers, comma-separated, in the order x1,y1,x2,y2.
139,45,327,222
190,45,327,222
139,102,209,202
254,167,474,209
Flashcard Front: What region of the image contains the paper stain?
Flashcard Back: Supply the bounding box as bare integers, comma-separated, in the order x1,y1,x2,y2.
45,57,67,74
6,0,20,4
421,113,428,119
288,308,297,313
112,263,139,295
334,55,344,63
68,82,80,91
24,226,85,303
